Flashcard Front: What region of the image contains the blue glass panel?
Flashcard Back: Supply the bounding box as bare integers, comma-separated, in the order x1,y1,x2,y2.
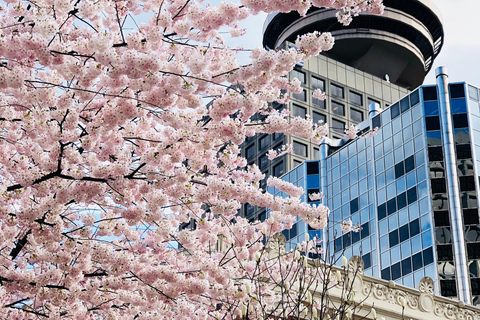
307,175,320,188
451,98,468,114
421,231,433,248
421,214,431,232
413,119,423,137
423,101,439,116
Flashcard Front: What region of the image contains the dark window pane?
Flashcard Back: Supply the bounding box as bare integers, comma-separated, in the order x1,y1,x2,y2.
423,247,434,265
435,227,452,244
387,198,397,215
402,257,412,276
331,83,344,98
293,141,307,157
389,230,399,247
259,135,270,150
440,280,457,297
282,228,290,240
409,219,420,237
397,192,407,210
391,262,401,280
412,252,423,271
361,222,369,239
464,209,480,225
472,279,480,295
290,223,298,238
350,197,359,214
335,237,342,253
426,116,441,131
349,91,363,106
468,243,480,259
259,154,269,169
372,114,381,129
405,156,415,174
395,162,405,179
456,144,472,159
351,108,364,122
352,230,360,244
431,178,447,193
363,253,372,269
391,102,400,119
381,267,391,281
274,162,284,177
411,89,420,106
434,210,450,227
343,233,351,248
246,145,255,159
465,226,480,242
400,96,410,113
437,244,453,261
307,162,319,175
378,203,387,220
460,176,476,191
407,186,418,204
312,95,326,108
453,114,469,128
450,83,465,98
423,86,438,101
399,224,409,242
428,146,444,161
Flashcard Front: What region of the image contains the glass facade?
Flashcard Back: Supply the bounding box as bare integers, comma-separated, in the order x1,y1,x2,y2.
267,81,480,305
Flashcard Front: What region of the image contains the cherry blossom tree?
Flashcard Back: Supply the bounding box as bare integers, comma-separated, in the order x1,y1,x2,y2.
0,0,383,318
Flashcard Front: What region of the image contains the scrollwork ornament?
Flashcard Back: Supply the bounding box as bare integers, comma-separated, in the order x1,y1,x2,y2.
418,277,434,294
406,293,419,309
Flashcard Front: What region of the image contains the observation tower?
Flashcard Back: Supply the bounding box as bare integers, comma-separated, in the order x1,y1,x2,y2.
263,0,444,90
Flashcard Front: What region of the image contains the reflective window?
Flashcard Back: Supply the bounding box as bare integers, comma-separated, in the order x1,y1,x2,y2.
426,116,441,131
331,118,345,134
246,144,255,159
293,141,308,157
423,86,438,101
349,91,363,106
469,85,479,101
453,114,469,128
391,102,400,119
332,101,345,116
351,108,364,122
313,111,326,124
331,83,344,98
292,90,306,101
312,76,325,91
292,104,306,118
291,69,306,84
400,96,410,113
450,83,465,99
312,94,326,108
259,154,269,169
259,135,270,150
411,89,420,106
273,162,284,177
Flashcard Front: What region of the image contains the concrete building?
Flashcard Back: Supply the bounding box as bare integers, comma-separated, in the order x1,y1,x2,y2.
271,67,480,305
241,0,444,221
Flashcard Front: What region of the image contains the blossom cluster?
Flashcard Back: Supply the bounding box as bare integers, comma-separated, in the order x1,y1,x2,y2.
0,0,382,318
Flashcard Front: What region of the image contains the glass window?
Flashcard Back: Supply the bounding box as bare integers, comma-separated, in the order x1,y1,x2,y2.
273,162,284,177
423,86,438,101
450,83,465,99
312,76,325,91
313,148,319,159
293,160,302,168
453,114,468,128
313,111,326,124
331,83,344,98
469,85,479,101
312,94,326,108
391,102,400,119
332,101,345,116
293,141,307,157
331,119,345,134
259,135,270,150
292,90,306,101
351,108,364,122
291,69,306,84
349,91,363,106
410,89,420,106
273,132,284,141
246,144,255,159
259,154,269,169
292,104,306,118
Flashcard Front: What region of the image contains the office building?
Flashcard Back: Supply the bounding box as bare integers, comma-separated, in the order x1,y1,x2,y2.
241,0,444,221
270,67,480,305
